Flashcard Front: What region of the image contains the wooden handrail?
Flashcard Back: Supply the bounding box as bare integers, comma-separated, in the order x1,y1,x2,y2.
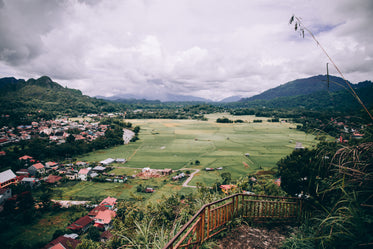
163,193,303,249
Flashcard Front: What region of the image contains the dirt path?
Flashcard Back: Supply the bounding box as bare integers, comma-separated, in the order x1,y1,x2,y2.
127,143,143,161
181,168,200,188
215,225,291,249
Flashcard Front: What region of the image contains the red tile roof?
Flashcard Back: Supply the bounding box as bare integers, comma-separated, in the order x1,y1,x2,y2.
50,243,65,249
67,215,93,231
19,155,33,160
95,210,116,224
100,196,117,207
88,204,109,217
43,236,81,249
45,175,62,184
100,230,113,240
46,161,58,166
32,163,44,169
78,168,90,175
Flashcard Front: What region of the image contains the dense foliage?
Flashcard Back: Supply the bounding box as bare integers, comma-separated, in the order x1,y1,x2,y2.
0,76,124,119
278,141,373,248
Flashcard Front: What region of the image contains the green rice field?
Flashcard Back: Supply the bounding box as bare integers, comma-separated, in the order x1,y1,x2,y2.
72,113,318,200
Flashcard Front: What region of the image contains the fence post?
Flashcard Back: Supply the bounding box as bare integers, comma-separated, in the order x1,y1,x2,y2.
201,209,205,243
207,205,210,240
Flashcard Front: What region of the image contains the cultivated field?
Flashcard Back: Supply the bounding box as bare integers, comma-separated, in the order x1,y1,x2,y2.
75,114,317,196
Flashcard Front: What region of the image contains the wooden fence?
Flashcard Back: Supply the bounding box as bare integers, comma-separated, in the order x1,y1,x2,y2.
163,193,302,249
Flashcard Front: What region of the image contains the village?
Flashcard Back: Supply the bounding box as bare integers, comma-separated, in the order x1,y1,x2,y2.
0,152,193,249
0,114,128,146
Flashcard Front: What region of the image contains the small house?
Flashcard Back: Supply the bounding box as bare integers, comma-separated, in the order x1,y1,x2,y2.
16,169,29,176
172,172,185,180
42,235,81,249
45,161,59,169
294,142,305,150
90,172,98,178
99,196,117,209
19,155,33,161
67,215,93,233
92,166,106,172
145,187,154,193
94,210,116,230
65,173,77,180
21,177,39,188
100,158,115,165
0,188,12,204
45,175,63,184
161,169,172,176
100,230,113,242
88,205,109,218
116,158,127,163
78,167,92,181
28,163,45,175
75,161,88,166
0,169,18,189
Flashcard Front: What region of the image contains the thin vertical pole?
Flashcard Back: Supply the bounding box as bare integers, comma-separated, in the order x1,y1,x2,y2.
207,206,210,239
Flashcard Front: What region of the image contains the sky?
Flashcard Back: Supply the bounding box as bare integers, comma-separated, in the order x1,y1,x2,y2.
0,0,372,101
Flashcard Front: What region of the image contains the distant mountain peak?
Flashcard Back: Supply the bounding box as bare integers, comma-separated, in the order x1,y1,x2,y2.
242,74,351,102
26,76,63,89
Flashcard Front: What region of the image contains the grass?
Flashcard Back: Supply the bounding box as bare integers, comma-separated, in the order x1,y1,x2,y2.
0,209,86,248
73,114,318,200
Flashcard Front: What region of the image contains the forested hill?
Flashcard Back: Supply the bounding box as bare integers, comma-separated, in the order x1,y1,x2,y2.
237,81,373,117
242,75,354,101
0,76,122,117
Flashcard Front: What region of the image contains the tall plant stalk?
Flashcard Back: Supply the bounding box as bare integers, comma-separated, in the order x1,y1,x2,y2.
289,15,373,121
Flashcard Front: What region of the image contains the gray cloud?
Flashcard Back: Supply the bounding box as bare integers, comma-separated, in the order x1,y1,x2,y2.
0,0,372,101
0,0,65,65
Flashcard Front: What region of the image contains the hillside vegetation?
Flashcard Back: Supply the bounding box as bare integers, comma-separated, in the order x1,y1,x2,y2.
0,76,122,117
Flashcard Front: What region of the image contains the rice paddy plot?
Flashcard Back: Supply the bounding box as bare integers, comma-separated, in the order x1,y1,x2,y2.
77,114,317,188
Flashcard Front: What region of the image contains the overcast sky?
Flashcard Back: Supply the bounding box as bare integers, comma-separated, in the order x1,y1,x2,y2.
1,0,372,101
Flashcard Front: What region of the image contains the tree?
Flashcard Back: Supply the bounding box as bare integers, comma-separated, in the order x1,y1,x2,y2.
133,126,140,134
17,191,34,211
76,239,98,249
221,172,231,185
277,142,338,196
87,226,100,242
66,134,76,144
52,229,69,240
40,191,52,210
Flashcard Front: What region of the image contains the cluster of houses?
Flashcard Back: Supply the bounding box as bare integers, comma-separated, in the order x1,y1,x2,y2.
0,118,109,146
0,155,129,207
172,172,185,181
43,196,117,249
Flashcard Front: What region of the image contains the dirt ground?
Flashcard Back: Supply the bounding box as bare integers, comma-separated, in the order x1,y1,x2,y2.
215,224,292,249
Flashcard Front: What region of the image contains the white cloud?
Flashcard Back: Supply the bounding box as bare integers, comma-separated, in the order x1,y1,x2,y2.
0,0,372,101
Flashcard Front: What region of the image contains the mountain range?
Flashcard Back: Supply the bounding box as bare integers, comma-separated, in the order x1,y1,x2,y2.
242,75,352,101
97,93,212,103
0,74,372,117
